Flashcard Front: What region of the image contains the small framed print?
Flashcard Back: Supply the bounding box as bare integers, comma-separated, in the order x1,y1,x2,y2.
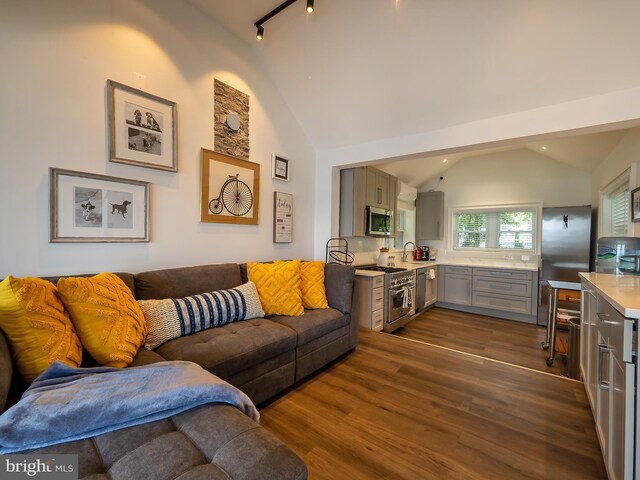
50,168,150,242
272,154,290,181
273,192,293,243
632,186,640,223
107,79,178,172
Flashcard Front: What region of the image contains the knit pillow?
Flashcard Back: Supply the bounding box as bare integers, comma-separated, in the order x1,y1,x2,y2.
0,276,82,383
247,260,304,316
138,281,265,350
300,261,329,309
57,273,147,368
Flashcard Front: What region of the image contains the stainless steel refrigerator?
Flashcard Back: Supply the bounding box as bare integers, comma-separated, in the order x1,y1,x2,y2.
537,205,592,326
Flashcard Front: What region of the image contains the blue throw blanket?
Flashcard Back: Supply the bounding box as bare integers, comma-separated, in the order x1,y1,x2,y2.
0,361,259,454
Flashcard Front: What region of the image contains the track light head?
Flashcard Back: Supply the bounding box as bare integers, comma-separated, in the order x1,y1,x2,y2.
256,25,264,40
306,0,314,13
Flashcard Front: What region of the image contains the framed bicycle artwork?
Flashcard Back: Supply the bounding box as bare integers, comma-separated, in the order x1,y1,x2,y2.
200,149,260,224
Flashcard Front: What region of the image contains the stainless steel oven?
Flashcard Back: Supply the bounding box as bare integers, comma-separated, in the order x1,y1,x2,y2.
385,271,414,332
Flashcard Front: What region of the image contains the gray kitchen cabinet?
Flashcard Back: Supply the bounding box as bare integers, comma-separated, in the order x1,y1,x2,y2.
339,168,366,237
416,191,444,240
353,274,385,331
440,266,472,305
340,167,399,237
365,167,389,210
437,265,537,323
425,266,438,307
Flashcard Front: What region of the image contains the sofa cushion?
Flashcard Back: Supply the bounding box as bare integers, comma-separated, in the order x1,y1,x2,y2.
57,273,147,368
155,318,297,380
134,264,242,300
247,261,303,316
24,404,307,480
0,276,82,383
324,264,355,314
42,273,136,297
300,261,329,309
269,307,349,347
139,282,265,349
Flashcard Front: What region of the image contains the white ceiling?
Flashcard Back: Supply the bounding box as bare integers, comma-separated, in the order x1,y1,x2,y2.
185,0,640,185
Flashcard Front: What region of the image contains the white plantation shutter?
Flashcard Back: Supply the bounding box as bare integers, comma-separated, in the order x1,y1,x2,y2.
610,186,629,236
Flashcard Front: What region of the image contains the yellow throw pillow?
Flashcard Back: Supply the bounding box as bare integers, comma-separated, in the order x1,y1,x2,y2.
247,260,304,316
0,276,82,383
57,273,147,368
300,261,329,309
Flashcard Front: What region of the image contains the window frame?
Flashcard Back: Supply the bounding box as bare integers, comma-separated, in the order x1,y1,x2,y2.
450,203,541,254
599,169,630,238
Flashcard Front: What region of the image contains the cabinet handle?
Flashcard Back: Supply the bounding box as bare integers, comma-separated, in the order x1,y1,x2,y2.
598,344,611,391
597,312,614,325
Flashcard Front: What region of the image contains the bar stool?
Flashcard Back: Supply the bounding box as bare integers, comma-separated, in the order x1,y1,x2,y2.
541,280,581,366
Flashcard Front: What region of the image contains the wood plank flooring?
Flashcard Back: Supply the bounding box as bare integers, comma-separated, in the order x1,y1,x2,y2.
260,330,605,480
395,307,568,376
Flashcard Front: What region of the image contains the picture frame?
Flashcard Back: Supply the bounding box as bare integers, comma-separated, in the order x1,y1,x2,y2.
50,168,150,242
272,154,290,181
107,79,178,172
632,186,640,223
200,149,260,225
273,192,293,243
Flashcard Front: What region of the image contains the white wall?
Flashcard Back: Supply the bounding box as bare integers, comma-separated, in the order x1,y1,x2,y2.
592,128,640,237
421,149,592,255
0,0,315,277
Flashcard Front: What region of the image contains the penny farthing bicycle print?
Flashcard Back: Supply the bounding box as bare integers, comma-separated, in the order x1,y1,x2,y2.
200,149,260,225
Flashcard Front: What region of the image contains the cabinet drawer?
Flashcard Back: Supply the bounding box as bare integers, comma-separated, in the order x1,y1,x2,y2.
442,265,472,276
372,287,384,310
372,276,385,288
372,309,384,332
473,277,532,297
473,268,532,281
472,292,532,314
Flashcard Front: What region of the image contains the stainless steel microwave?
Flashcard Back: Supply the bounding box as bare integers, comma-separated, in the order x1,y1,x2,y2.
366,206,391,236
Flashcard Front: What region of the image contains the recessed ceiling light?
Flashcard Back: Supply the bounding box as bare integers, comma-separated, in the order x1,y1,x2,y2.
541,146,547,150
443,158,448,163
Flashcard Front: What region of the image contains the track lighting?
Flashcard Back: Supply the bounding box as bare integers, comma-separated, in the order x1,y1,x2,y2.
254,0,316,41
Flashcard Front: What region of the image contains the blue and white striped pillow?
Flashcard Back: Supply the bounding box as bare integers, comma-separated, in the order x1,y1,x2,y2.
138,281,265,349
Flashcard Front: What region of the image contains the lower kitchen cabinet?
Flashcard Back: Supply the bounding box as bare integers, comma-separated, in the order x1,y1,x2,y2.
437,265,537,323
580,276,636,480
353,274,385,331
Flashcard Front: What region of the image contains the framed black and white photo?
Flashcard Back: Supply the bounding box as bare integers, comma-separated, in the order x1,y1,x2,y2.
50,168,150,242
271,154,290,181
632,186,640,223
107,79,178,172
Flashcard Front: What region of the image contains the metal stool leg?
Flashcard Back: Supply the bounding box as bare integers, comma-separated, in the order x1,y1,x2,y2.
542,286,553,350
546,288,559,366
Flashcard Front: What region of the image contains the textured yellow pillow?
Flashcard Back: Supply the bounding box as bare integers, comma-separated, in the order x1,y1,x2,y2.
0,276,82,383
247,260,304,316
57,273,147,368
300,261,329,309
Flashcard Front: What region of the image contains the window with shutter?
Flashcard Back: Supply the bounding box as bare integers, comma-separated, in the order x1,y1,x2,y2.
600,170,630,237
453,205,537,252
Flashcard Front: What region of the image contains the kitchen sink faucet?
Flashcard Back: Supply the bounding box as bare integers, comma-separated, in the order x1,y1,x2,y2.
402,242,416,263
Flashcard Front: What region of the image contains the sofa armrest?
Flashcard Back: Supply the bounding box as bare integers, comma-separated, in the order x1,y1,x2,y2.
324,264,355,314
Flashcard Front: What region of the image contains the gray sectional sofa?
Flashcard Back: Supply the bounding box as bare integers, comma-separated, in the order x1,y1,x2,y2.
0,261,356,480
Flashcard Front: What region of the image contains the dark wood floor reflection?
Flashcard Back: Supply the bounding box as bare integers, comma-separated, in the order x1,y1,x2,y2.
394,307,568,376
260,330,605,480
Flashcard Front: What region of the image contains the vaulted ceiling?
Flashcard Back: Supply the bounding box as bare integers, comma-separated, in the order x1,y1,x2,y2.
186,0,640,184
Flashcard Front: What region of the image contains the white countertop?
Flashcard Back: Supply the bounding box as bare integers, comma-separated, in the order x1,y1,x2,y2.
579,272,640,319
354,258,538,276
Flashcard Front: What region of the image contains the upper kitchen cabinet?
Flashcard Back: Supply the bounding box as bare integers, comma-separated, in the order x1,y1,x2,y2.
365,167,390,210
416,191,444,240
340,167,399,237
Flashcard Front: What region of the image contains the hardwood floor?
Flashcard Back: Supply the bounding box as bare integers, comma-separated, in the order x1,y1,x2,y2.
395,307,568,376
260,330,605,480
